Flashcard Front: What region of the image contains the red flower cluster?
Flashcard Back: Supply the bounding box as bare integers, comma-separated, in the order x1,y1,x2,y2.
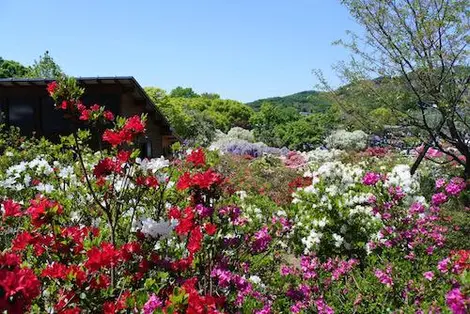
172,207,195,235
176,169,223,190
47,82,115,125
451,250,470,273
204,223,217,236
0,252,40,313
102,291,132,314
11,225,98,260
61,226,100,254
187,148,206,167
93,157,123,178
47,81,58,96
167,205,220,272
41,263,87,286
288,176,313,194
103,110,115,121
84,241,142,272
363,147,390,157
187,226,203,254
85,243,121,272
102,115,146,147
136,175,159,188
2,199,23,219
27,197,63,227
77,103,114,122
182,278,225,314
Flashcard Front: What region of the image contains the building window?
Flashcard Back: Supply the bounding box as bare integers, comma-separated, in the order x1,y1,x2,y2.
8,96,35,134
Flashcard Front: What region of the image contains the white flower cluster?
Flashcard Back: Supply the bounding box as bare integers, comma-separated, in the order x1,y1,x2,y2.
384,164,420,194
213,127,255,143
325,129,368,151
134,217,177,238
0,157,55,191
136,156,170,173
293,161,381,254
301,148,345,165
226,127,255,142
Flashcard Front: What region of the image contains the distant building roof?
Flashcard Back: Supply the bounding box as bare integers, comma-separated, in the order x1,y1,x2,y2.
0,76,174,134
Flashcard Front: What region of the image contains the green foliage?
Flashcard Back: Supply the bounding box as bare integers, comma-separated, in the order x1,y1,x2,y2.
0,123,24,155
169,86,199,98
26,51,63,78
249,103,299,147
275,116,325,150
250,102,338,149
145,86,254,145
0,57,30,78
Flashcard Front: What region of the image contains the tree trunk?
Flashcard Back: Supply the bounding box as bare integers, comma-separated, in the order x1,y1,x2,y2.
410,142,431,175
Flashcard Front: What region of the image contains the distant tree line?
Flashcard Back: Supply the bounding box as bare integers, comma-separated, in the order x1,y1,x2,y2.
0,51,63,79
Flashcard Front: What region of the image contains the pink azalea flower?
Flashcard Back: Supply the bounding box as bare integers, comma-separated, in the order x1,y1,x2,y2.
423,271,434,281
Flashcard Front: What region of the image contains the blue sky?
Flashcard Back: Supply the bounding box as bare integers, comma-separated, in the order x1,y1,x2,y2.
0,0,361,102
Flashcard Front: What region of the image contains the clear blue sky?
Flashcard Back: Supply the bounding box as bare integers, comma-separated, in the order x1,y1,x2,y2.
0,0,361,102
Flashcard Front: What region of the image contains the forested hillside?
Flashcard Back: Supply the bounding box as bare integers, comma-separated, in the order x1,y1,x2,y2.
247,90,333,113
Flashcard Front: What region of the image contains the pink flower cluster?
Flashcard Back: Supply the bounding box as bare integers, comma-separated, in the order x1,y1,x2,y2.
374,265,393,288
445,177,466,196
446,288,469,314
362,172,382,186
210,266,271,309
432,177,466,206
282,255,358,313
283,151,307,169
251,226,272,253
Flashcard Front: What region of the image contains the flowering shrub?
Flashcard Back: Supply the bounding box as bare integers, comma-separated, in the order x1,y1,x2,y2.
325,129,368,151
210,137,289,158
281,151,308,169
301,148,345,165
225,127,256,142
216,154,300,205
292,161,381,256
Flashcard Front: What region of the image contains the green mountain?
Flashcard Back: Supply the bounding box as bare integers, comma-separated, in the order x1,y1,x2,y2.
246,90,333,113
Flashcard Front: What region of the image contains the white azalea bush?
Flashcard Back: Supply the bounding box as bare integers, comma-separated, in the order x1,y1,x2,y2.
291,161,424,259
226,126,256,142
325,129,368,151
292,161,381,257
301,147,345,165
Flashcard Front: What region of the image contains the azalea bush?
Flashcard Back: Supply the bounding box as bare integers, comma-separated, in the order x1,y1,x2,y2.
324,129,368,151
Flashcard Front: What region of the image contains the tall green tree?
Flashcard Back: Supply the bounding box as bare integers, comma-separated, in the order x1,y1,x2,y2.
250,103,301,147
275,115,326,150
26,51,63,78
169,86,200,98
335,0,470,176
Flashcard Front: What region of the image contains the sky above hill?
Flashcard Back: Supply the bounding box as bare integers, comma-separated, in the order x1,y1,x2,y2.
1,0,362,102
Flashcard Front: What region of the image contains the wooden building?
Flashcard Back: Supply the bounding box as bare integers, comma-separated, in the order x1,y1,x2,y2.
0,77,177,157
